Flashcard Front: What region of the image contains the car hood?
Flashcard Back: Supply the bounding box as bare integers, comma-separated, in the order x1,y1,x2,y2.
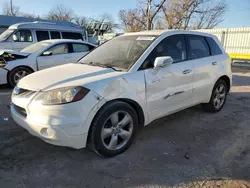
0,50,29,57
18,63,125,91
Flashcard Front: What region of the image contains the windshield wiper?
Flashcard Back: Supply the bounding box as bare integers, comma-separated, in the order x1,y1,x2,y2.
85,62,121,71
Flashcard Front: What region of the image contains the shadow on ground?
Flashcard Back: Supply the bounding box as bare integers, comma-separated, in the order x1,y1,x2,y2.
1,92,250,187
0,70,250,187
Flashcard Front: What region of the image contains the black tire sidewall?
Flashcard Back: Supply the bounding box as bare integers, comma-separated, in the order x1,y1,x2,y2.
90,101,138,157
8,67,32,87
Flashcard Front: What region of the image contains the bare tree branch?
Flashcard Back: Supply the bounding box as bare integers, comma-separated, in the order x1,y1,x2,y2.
118,9,147,32
161,0,227,30
46,4,74,22
2,0,20,16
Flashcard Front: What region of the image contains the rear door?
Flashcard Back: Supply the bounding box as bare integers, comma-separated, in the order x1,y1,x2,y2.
37,43,71,70
70,43,94,62
187,35,221,104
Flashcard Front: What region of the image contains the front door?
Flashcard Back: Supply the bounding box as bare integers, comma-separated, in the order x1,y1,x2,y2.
37,43,71,70
142,35,194,120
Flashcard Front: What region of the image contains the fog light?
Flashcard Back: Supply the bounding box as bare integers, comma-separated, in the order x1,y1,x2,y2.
40,128,54,138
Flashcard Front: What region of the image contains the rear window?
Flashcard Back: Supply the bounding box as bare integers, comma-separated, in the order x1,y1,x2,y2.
62,32,83,40
206,37,223,55
36,31,49,42
188,35,210,59
50,31,61,39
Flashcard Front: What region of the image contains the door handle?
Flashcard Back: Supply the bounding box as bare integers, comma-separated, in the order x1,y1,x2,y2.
182,69,192,74
212,62,218,65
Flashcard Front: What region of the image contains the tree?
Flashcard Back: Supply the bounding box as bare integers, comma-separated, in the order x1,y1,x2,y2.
93,13,119,32
2,0,20,16
74,16,89,28
143,0,167,30
193,1,227,29
118,9,147,32
118,0,167,31
46,4,74,22
161,0,227,30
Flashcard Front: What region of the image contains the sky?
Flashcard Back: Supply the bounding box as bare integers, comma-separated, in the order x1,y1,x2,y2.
0,0,249,28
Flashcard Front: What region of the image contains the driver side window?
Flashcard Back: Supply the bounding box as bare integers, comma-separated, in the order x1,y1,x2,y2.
139,35,187,70
11,29,33,42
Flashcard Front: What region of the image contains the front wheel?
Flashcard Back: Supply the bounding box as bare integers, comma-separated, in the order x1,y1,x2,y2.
88,101,138,157
8,67,32,87
202,79,228,113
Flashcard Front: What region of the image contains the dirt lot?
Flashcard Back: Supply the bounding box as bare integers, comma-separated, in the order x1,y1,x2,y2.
0,67,250,188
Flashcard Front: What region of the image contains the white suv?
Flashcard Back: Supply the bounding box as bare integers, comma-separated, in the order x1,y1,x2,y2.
11,30,232,157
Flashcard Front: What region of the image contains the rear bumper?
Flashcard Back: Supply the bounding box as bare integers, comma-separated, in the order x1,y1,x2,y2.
11,104,88,149
0,68,8,84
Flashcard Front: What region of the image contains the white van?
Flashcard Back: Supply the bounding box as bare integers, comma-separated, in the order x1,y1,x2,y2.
0,21,87,51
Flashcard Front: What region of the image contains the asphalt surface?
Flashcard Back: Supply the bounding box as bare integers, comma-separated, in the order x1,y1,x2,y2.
0,67,250,188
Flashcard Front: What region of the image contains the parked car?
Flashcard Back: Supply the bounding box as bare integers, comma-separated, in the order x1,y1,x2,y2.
0,39,96,87
11,30,232,157
0,21,88,51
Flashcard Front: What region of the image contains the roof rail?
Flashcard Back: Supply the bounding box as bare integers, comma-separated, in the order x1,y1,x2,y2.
32,21,56,24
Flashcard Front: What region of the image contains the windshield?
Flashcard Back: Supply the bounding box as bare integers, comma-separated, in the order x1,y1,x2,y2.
79,35,156,70
21,41,52,54
0,29,15,41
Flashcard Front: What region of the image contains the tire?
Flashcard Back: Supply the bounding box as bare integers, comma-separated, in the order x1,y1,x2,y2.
202,79,228,113
88,101,138,157
8,67,32,87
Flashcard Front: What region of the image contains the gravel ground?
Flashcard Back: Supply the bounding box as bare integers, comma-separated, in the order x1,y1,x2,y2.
0,67,250,188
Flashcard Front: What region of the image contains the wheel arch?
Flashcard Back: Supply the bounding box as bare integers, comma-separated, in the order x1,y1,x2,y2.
86,98,146,145
7,65,34,74
217,75,231,92
7,65,35,86
117,98,145,128
94,98,145,128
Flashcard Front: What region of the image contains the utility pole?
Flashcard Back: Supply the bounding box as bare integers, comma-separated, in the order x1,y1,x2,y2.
146,0,152,30
10,0,14,16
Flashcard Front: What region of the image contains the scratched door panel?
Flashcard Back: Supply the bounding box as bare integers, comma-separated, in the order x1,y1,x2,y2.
144,60,193,120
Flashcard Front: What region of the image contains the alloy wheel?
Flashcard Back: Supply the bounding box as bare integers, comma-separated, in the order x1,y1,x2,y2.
101,111,134,151
213,84,226,109
14,70,28,83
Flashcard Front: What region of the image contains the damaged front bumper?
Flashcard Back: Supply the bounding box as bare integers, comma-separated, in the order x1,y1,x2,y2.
0,50,29,85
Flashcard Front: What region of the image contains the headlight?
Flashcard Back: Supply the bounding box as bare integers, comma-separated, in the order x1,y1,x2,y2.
0,58,7,67
34,86,90,105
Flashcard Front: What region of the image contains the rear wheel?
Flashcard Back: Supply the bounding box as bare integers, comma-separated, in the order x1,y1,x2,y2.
202,79,228,112
8,67,32,87
88,101,138,157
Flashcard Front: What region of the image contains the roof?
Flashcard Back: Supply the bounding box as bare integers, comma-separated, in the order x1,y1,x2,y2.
124,30,169,36
39,39,96,46
124,29,216,37
9,21,84,32
0,15,80,28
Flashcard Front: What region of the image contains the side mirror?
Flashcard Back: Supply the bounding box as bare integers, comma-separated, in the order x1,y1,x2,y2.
43,51,52,56
154,56,173,68
12,34,18,42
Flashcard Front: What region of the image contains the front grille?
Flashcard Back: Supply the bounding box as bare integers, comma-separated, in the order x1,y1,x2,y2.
13,104,27,118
